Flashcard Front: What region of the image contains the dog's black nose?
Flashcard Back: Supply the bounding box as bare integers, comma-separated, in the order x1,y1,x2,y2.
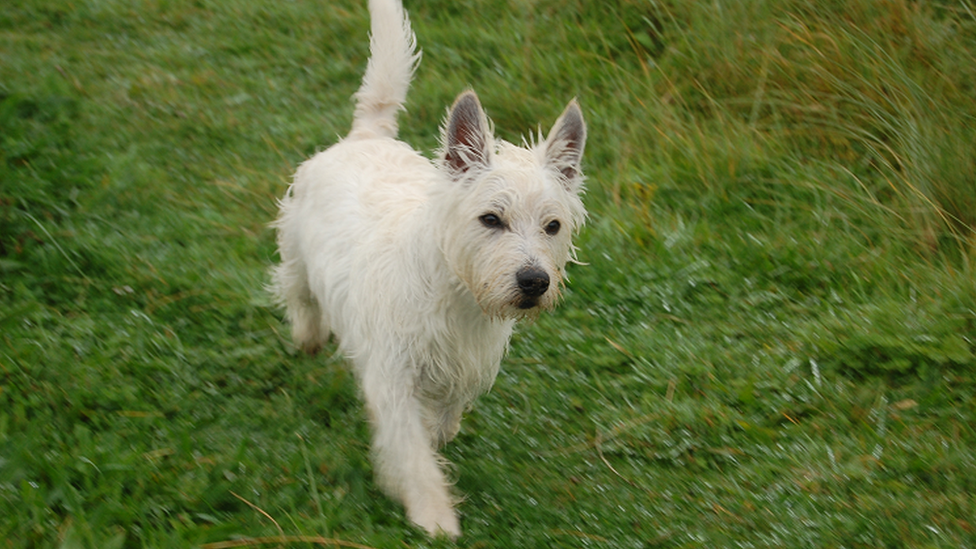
516,267,550,297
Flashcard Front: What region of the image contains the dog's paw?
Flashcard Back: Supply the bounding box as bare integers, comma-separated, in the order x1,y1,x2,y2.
300,341,322,355
408,503,461,539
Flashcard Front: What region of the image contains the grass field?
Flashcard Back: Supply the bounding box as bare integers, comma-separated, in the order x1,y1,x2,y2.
2,0,976,547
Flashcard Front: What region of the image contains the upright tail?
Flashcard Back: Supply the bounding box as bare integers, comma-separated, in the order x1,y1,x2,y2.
349,0,422,139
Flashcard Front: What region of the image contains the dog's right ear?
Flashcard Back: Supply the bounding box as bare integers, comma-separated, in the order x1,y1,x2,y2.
443,90,492,179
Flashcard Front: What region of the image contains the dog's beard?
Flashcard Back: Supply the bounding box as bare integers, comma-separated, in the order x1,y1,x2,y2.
468,278,561,321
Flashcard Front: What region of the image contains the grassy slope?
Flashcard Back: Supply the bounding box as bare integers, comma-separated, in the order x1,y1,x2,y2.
2,0,975,547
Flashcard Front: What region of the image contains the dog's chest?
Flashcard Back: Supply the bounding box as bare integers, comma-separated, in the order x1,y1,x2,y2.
413,310,514,406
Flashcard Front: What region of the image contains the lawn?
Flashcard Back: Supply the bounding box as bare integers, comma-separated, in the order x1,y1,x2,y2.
2,0,975,547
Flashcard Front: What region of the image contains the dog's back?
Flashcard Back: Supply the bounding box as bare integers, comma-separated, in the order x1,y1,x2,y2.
272,0,427,351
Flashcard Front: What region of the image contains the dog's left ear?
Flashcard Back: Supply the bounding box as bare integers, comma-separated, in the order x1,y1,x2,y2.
544,100,586,193
443,90,493,180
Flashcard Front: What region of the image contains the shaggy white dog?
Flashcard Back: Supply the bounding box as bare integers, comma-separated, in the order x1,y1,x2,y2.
271,0,586,537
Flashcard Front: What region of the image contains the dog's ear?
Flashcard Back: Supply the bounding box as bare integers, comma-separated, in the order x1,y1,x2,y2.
544,99,586,193
443,90,492,179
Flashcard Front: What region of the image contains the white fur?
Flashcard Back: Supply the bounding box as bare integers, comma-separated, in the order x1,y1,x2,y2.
271,0,586,538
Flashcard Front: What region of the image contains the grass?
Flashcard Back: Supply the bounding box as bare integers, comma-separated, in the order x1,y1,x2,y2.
2,0,975,547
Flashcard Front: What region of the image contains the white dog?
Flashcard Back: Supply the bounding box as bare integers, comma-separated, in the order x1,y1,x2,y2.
271,0,586,537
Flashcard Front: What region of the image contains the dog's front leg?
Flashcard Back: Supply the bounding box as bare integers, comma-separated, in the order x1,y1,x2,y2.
360,355,461,538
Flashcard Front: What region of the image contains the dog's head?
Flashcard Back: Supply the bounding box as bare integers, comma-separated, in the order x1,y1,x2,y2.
434,91,587,320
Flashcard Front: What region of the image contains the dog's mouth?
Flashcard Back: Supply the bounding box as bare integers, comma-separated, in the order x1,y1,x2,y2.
474,279,560,320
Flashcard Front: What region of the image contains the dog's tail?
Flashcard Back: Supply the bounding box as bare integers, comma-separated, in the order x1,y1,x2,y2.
349,0,421,140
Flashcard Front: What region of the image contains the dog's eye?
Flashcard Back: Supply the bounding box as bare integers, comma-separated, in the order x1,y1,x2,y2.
545,220,561,235
480,214,503,229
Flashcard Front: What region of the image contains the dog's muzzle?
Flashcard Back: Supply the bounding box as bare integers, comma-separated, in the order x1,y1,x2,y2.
516,266,550,308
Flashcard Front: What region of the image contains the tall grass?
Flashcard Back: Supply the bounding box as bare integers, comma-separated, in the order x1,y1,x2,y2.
583,0,976,256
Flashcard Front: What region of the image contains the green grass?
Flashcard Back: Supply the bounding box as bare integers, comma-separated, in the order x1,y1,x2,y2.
2,0,976,547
